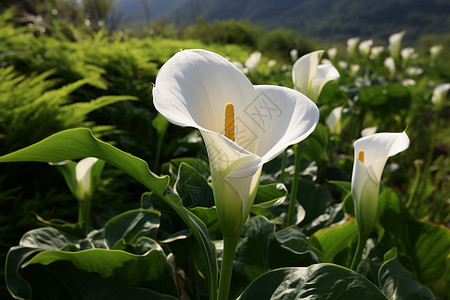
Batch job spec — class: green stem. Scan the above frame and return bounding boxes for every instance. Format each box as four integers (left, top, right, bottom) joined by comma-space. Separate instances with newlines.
350, 233, 368, 271
287, 144, 301, 226
217, 236, 239, 300
279, 149, 288, 181
78, 198, 92, 235
154, 129, 167, 175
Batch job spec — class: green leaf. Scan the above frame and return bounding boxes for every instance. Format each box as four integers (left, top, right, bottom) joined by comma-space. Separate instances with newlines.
5, 227, 81, 299
27, 248, 167, 286
238, 264, 387, 300
296, 178, 333, 225
299, 123, 328, 163
174, 162, 214, 208
253, 183, 287, 206
84, 278, 179, 299
309, 219, 359, 263
0, 128, 169, 195
379, 248, 435, 300
0, 129, 217, 299
231, 216, 318, 298
152, 112, 170, 136
377, 188, 450, 285
103, 209, 161, 250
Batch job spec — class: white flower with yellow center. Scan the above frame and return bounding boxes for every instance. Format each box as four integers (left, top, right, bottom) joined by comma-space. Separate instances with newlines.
153, 49, 319, 238
351, 132, 409, 235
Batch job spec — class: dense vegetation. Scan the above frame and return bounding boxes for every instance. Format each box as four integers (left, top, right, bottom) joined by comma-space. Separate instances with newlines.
0, 3, 449, 300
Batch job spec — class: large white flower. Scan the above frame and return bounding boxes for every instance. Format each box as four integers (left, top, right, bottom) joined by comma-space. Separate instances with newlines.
351, 132, 409, 235
292, 50, 340, 102
153, 49, 319, 237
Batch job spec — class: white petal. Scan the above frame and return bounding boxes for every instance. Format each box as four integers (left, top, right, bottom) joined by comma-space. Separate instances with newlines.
310, 64, 340, 100
354, 131, 409, 182
75, 157, 98, 194
326, 106, 343, 131
351, 160, 369, 223
153, 49, 258, 135
252, 85, 319, 164
292, 50, 323, 95
200, 129, 260, 177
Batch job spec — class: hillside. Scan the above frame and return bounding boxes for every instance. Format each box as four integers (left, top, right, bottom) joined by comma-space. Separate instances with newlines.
113, 0, 450, 42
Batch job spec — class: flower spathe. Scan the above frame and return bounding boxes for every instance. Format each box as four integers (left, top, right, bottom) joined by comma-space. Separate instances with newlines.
153, 49, 319, 237
351, 131, 409, 235
431, 83, 450, 108
292, 50, 340, 102
75, 157, 99, 201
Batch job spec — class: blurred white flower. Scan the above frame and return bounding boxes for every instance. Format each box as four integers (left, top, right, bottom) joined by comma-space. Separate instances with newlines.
430, 45, 443, 62
359, 39, 373, 57
401, 47, 416, 64
384, 57, 395, 77
402, 79, 416, 86
338, 60, 348, 69
347, 37, 360, 59
388, 30, 406, 63
245, 51, 262, 71
267, 59, 277, 67
326, 106, 344, 134
290, 49, 299, 61
361, 127, 377, 137
327, 47, 337, 61
350, 64, 360, 76
406, 66, 423, 76
370, 46, 384, 60
431, 83, 450, 108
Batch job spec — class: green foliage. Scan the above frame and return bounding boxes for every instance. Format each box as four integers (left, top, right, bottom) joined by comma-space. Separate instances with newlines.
0, 7, 449, 300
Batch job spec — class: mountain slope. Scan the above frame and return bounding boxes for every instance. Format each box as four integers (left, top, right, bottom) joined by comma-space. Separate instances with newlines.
114, 0, 450, 42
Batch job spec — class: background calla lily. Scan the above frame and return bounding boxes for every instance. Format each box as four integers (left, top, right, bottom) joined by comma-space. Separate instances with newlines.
431, 83, 450, 108
292, 50, 340, 102
153, 49, 319, 237
351, 131, 410, 235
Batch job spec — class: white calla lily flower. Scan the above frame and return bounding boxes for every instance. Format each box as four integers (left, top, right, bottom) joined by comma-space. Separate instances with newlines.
431, 83, 450, 108
75, 157, 99, 201
327, 47, 337, 61
388, 30, 406, 63
153, 49, 319, 237
292, 50, 340, 102
326, 106, 343, 134
347, 37, 360, 59
244, 51, 262, 71
359, 39, 373, 57
351, 132, 409, 235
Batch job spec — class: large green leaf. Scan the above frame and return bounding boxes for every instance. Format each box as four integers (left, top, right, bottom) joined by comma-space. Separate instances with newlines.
238, 264, 387, 300
0, 128, 218, 299
377, 188, 450, 285
378, 248, 435, 300
103, 209, 161, 250
308, 219, 359, 263
27, 247, 168, 286
295, 178, 333, 225
174, 162, 214, 208
231, 216, 318, 298
0, 128, 169, 195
